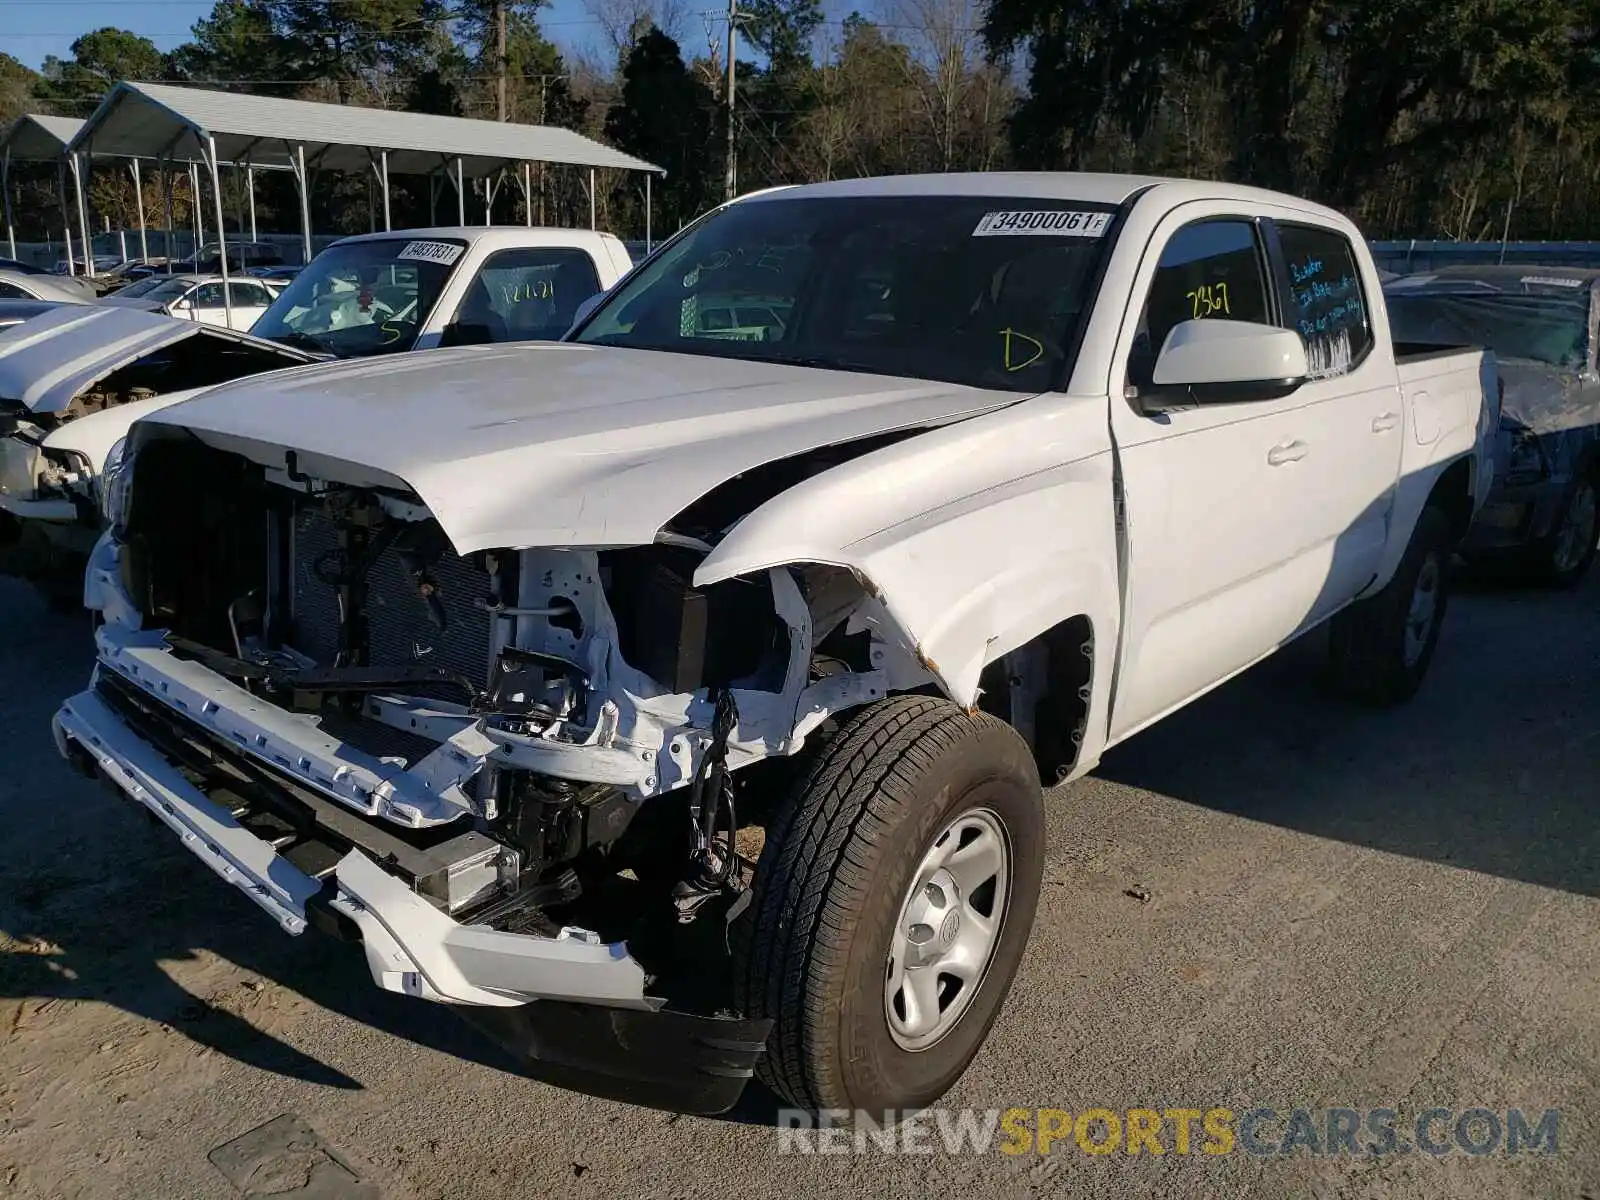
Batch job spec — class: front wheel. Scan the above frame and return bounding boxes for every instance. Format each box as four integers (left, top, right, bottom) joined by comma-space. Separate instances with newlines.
1327, 505, 1453, 706
736, 696, 1044, 1114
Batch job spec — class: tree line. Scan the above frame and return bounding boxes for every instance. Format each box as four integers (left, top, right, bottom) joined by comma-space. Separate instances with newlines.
2, 0, 1599, 249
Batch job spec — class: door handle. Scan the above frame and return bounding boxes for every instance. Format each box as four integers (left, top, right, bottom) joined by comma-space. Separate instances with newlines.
1267, 439, 1308, 466
1371, 412, 1399, 432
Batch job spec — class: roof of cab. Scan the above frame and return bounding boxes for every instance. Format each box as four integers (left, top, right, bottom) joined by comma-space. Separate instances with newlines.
328, 226, 627, 251
737, 171, 1356, 228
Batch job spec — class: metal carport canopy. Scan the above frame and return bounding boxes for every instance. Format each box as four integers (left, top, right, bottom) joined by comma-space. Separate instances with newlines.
2, 114, 84, 161
69, 81, 665, 179
1, 114, 87, 265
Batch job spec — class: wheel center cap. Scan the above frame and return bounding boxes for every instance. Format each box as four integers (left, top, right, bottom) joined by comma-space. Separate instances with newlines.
936, 909, 961, 951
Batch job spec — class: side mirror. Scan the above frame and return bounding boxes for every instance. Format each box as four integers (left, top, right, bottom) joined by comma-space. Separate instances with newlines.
1147, 319, 1309, 408
566, 292, 606, 336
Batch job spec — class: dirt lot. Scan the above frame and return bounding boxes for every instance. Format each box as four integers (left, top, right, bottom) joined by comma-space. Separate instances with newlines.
1, 571, 1597, 1199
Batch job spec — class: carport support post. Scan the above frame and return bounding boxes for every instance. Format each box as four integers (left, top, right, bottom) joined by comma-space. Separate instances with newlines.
233, 164, 246, 248
130, 158, 148, 262
522, 162, 532, 227
295, 144, 311, 265
645, 172, 651, 252
190, 161, 204, 261
162, 157, 173, 272
206, 135, 233, 330
379, 150, 390, 232
2, 147, 14, 260
246, 164, 257, 241
455, 157, 465, 225
589, 168, 596, 230
70, 152, 93, 277
55, 161, 74, 275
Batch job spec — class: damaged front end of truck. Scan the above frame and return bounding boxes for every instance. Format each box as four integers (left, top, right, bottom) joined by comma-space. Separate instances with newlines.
55, 402, 954, 1112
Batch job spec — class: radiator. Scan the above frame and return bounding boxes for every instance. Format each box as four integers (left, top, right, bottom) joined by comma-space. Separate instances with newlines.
289, 507, 497, 689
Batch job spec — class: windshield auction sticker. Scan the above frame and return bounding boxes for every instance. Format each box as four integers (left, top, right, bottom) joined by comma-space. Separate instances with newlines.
973, 210, 1112, 237
397, 240, 465, 265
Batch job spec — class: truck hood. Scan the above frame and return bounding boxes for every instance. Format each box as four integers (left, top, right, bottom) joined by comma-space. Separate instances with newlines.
0, 305, 320, 415
141, 342, 1025, 553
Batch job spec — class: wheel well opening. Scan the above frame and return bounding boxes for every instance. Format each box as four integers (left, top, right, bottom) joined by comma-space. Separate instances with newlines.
1428, 459, 1475, 544
977, 614, 1093, 784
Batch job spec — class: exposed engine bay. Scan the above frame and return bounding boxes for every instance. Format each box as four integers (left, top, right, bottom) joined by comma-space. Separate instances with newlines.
100, 434, 935, 1005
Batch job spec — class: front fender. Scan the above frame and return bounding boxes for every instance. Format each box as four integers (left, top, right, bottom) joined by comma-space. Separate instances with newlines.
694, 394, 1120, 720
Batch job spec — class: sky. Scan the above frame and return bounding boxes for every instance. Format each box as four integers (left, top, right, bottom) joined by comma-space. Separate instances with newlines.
3, 0, 617, 72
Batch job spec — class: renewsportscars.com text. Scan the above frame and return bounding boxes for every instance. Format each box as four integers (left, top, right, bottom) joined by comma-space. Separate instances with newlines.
775, 1106, 1560, 1158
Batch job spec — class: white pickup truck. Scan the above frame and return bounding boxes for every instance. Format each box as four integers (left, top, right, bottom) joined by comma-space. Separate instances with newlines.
54, 174, 1495, 1118
0, 227, 633, 607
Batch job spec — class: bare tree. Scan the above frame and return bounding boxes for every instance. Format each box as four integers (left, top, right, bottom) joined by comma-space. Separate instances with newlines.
584, 0, 690, 58
882, 0, 983, 170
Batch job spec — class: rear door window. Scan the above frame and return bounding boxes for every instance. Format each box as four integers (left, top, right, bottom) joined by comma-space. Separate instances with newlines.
1276, 223, 1373, 376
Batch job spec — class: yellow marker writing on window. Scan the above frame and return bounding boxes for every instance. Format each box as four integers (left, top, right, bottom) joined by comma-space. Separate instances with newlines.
1001, 327, 1045, 371
1186, 282, 1231, 319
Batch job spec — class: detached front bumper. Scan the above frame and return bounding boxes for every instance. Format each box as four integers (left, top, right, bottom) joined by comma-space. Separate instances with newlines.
53, 682, 652, 1012
53, 673, 775, 1113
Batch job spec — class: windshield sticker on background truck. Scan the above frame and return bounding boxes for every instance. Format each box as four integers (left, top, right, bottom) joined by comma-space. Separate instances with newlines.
397, 240, 465, 266
973, 211, 1112, 237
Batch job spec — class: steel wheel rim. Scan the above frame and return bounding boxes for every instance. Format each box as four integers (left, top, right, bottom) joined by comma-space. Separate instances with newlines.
1553, 481, 1598, 574
1403, 552, 1442, 668
884, 807, 1011, 1053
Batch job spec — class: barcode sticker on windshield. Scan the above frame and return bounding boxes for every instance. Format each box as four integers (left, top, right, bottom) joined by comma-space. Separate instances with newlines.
1520, 274, 1585, 288
973, 210, 1111, 238
397, 240, 465, 265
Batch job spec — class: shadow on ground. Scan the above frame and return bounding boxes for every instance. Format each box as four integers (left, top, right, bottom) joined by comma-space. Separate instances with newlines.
5, 564, 1597, 1118
1094, 568, 1600, 899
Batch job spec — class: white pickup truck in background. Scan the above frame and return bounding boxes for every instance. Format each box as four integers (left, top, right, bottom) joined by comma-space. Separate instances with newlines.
0, 226, 633, 607
54, 174, 1495, 1119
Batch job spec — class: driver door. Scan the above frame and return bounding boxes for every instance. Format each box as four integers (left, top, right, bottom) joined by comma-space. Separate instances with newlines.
1107, 210, 1319, 740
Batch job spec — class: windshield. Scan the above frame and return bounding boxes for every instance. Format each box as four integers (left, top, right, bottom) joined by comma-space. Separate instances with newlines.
112, 276, 172, 298
1386, 290, 1591, 370
120, 278, 194, 303
573, 195, 1119, 392
116, 276, 193, 300
251, 237, 466, 357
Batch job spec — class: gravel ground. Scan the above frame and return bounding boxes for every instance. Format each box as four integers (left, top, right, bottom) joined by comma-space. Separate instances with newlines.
1, 571, 1596, 1199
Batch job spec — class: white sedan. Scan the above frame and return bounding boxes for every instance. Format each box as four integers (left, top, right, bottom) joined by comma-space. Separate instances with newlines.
100, 273, 276, 331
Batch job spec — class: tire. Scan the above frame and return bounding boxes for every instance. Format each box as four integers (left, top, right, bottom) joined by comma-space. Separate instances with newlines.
1327, 505, 1452, 706
735, 695, 1044, 1115
1523, 475, 1599, 589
